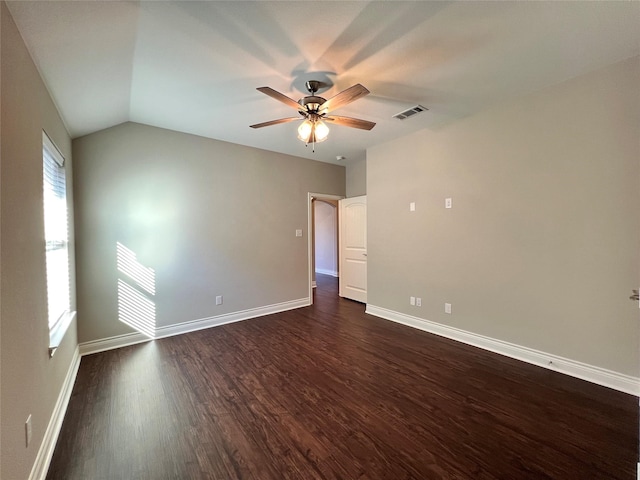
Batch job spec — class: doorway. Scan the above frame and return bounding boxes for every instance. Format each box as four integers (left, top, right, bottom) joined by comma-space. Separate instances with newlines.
307, 193, 342, 304
314, 199, 339, 278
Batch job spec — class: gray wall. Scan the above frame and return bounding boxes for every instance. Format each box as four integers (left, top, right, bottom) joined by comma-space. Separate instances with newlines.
346, 156, 366, 197
73, 122, 345, 343
367, 56, 639, 377
1, 3, 78, 479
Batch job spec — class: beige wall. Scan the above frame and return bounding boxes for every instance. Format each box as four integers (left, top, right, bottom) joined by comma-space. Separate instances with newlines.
367, 56, 639, 377
73, 122, 345, 343
346, 156, 366, 197
1, 3, 78, 479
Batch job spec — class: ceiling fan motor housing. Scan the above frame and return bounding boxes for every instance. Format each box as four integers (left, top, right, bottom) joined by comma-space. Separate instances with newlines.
299, 95, 327, 114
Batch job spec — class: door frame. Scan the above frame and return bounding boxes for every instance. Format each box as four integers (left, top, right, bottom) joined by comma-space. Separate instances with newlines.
307, 192, 344, 305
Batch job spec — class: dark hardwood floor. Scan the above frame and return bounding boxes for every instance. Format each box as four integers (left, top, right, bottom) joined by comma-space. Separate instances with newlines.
47, 274, 638, 479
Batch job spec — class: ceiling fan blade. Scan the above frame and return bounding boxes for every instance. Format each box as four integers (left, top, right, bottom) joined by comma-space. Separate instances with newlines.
250, 117, 300, 129
322, 84, 370, 113
256, 87, 303, 111
325, 115, 376, 131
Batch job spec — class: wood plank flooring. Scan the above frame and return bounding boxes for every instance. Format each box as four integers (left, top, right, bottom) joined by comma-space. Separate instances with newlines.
47, 274, 638, 479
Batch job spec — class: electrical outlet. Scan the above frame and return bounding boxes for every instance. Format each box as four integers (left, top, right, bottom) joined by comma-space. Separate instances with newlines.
445, 197, 452, 209
216, 295, 223, 305
25, 415, 32, 447
295, 229, 303, 237
416, 297, 422, 307
410, 296, 415, 306
445, 303, 452, 314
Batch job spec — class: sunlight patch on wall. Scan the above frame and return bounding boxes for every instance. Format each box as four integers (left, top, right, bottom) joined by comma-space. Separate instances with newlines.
117, 242, 156, 295
117, 280, 156, 338
117, 242, 156, 338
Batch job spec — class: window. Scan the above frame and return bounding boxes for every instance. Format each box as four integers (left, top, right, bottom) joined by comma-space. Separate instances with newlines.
43, 132, 73, 354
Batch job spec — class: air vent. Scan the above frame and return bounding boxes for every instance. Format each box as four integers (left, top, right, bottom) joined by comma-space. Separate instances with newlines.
393, 105, 428, 120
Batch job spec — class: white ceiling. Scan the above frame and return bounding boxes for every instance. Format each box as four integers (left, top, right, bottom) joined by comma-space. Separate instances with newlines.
7, 1, 640, 165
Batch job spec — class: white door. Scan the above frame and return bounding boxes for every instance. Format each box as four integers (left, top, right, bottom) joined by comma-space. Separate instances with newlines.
339, 196, 367, 303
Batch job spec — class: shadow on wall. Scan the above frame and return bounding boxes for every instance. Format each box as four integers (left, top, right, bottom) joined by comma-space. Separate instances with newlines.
117, 242, 156, 338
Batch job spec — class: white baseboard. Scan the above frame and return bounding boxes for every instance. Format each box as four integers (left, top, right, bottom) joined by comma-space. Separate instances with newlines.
80, 297, 310, 356
29, 346, 81, 480
79, 331, 151, 356
315, 268, 338, 277
155, 297, 309, 340
366, 305, 640, 397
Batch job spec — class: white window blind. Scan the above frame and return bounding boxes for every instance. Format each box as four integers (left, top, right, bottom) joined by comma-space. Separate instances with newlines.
43, 132, 70, 332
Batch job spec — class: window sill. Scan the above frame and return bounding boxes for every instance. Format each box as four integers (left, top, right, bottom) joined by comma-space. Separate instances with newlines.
49, 310, 76, 358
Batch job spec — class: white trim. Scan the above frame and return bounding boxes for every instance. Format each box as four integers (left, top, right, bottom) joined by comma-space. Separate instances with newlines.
366, 305, 640, 397
154, 298, 309, 340
80, 297, 310, 356
79, 331, 151, 356
29, 346, 81, 480
49, 311, 76, 357
308, 192, 343, 306
312, 281, 317, 288
315, 268, 338, 277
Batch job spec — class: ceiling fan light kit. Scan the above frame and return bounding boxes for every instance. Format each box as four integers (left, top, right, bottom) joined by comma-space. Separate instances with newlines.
297, 118, 329, 145
251, 80, 375, 152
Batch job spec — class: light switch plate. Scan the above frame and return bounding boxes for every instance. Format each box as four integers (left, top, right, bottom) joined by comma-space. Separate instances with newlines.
410, 202, 416, 211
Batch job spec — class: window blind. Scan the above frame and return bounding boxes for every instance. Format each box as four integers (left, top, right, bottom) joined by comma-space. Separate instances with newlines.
43, 132, 70, 330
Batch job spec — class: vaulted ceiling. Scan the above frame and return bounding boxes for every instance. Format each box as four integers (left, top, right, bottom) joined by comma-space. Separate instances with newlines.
7, 1, 640, 164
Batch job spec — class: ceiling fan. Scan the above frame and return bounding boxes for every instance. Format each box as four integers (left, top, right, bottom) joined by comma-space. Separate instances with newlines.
250, 80, 376, 151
